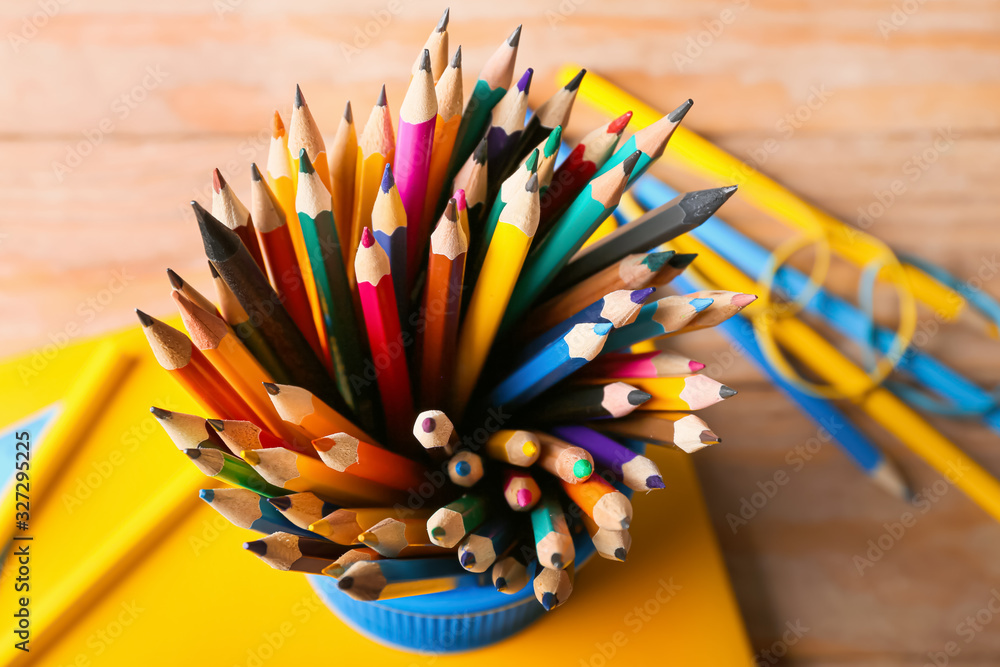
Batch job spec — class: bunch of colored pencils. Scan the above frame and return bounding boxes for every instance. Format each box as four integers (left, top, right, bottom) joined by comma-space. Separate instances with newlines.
139, 10, 750, 612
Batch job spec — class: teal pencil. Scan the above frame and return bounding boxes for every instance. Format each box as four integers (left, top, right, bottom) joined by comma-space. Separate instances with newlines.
530, 494, 574, 570
592, 99, 691, 185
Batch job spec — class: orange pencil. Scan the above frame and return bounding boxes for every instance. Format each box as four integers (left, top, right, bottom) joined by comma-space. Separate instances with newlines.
208, 418, 314, 458
263, 382, 375, 444
422, 46, 464, 234
312, 433, 428, 491
559, 474, 633, 531
329, 102, 358, 265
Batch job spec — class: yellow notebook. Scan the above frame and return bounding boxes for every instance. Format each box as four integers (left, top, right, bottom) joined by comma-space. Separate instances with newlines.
0, 327, 752, 666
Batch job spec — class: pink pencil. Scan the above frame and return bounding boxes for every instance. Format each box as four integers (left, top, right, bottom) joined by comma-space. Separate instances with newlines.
581, 351, 706, 378
396, 49, 438, 289
354, 228, 415, 449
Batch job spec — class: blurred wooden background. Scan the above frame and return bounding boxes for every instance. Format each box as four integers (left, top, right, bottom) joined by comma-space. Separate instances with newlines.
2, 0, 999, 664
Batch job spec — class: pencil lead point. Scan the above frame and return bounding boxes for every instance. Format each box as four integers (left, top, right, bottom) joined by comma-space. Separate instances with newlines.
494, 577, 507, 591
631, 286, 656, 303
192, 201, 239, 261
701, 429, 720, 445
516, 68, 533, 94
436, 7, 449, 32
212, 168, 225, 194
309, 521, 331, 537
360, 226, 376, 249
150, 406, 171, 419
135, 309, 155, 327
377, 84, 387, 107
550, 554, 563, 569
208, 261, 220, 279
628, 390, 652, 406
541, 592, 557, 611
565, 68, 586, 91
525, 173, 539, 193
166, 268, 183, 289
271, 110, 285, 138
473, 136, 488, 164
444, 198, 457, 220
338, 576, 354, 590
267, 496, 291, 510
719, 385, 738, 399
419, 49, 432, 72
343, 100, 352, 123
450, 45, 462, 68
732, 293, 757, 308
244, 540, 267, 556
294, 84, 305, 109
621, 150, 642, 176
620, 517, 630, 529
689, 360, 706, 373
667, 98, 694, 123
358, 531, 379, 546
460, 551, 476, 568
646, 475, 665, 490
262, 382, 280, 396
573, 459, 592, 479
250, 163, 263, 182
508, 24, 522, 47
380, 164, 395, 193
525, 148, 539, 172
184, 448, 202, 460
206, 418, 225, 432
669, 252, 698, 268
430, 526, 446, 540
614, 547, 628, 562
608, 110, 633, 134
298, 148, 314, 174
198, 489, 215, 504
421, 416, 437, 433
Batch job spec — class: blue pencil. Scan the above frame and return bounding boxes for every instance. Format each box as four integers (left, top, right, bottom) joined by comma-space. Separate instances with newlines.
486, 322, 613, 410
371, 164, 409, 325
516, 286, 656, 363
199, 488, 317, 537
603, 295, 713, 352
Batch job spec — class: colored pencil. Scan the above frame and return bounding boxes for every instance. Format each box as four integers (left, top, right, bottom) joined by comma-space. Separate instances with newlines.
414, 8, 450, 81
666, 290, 757, 335
603, 294, 714, 352
371, 164, 409, 325
559, 472, 633, 530
592, 412, 721, 454
423, 46, 464, 227
484, 67, 532, 184
492, 546, 533, 594
418, 199, 466, 408
337, 557, 473, 601
350, 86, 395, 280
507, 69, 583, 177
536, 432, 593, 484
328, 102, 357, 266
451, 136, 488, 231
452, 173, 540, 417
427, 494, 488, 548
137, 310, 258, 421
581, 513, 631, 562
355, 227, 416, 449
447, 450, 484, 488
309, 507, 430, 544
296, 150, 375, 423
192, 201, 342, 410
412, 409, 459, 461
552, 424, 662, 493
484, 430, 539, 467
248, 163, 323, 359
288, 85, 331, 192
263, 381, 375, 444
199, 487, 314, 537
166, 267, 220, 318
183, 448, 288, 498
582, 351, 706, 378
501, 152, 640, 331
525, 251, 676, 335
582, 375, 736, 411
244, 532, 347, 573
520, 382, 650, 423
241, 447, 400, 507
150, 406, 226, 451
312, 433, 428, 491
211, 168, 266, 272
540, 111, 632, 227
396, 50, 438, 286
503, 468, 540, 511
454, 187, 470, 243
357, 517, 445, 557
596, 99, 692, 186
321, 548, 384, 579
458, 518, 514, 573
447, 25, 520, 181
484, 322, 613, 411
208, 418, 311, 458
530, 494, 574, 569
267, 492, 340, 531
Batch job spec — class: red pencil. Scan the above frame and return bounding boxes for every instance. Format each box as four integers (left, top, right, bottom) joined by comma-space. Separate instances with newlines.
212, 168, 267, 272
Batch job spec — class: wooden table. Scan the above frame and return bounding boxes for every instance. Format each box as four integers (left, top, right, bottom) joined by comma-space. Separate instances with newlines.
2, 1, 998, 664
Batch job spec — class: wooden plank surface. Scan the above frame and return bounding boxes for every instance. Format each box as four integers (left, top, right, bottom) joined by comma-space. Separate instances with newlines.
2, 1, 999, 664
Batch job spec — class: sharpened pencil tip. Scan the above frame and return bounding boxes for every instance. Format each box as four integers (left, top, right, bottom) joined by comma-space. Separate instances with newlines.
669, 252, 698, 269
525, 173, 539, 193
193, 201, 239, 261
135, 309, 155, 327
338, 576, 354, 590
419, 49, 432, 72
208, 261, 220, 279
454, 461, 471, 476
732, 293, 757, 308
150, 406, 172, 419
573, 459, 592, 479
525, 148, 539, 172
631, 286, 656, 303
436, 7, 449, 32
646, 475, 665, 490
628, 390, 652, 406
184, 448, 202, 460
212, 168, 225, 193
614, 547, 628, 561
263, 382, 280, 396
298, 148, 314, 174
719, 385, 738, 399
358, 531, 378, 546
421, 417, 436, 433
271, 110, 285, 138
701, 429, 720, 445
268, 496, 291, 510
430, 526, 446, 540
690, 297, 714, 312
206, 418, 225, 432
294, 84, 304, 108
377, 84, 387, 107
608, 110, 633, 134
620, 517, 630, 530
473, 136, 489, 163
689, 360, 706, 373
309, 521, 331, 537
450, 45, 462, 68
444, 198, 457, 221
565, 68, 586, 91
508, 24, 522, 47
343, 100, 352, 123
380, 163, 395, 193
541, 592, 557, 611
460, 551, 476, 567
244, 540, 267, 555
667, 98, 694, 123
494, 577, 507, 591
516, 67, 533, 94
360, 226, 376, 249
621, 150, 642, 176
199, 489, 214, 502
550, 554, 563, 570
166, 268, 183, 289
250, 163, 263, 182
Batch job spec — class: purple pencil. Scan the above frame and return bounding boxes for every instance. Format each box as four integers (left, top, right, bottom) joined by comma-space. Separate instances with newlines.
485, 67, 533, 170
396, 49, 438, 288
550, 424, 664, 492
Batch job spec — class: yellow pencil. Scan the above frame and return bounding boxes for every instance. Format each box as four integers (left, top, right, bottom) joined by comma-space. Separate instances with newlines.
349, 86, 395, 282
329, 101, 358, 265
288, 85, 331, 192
451, 173, 540, 417
422, 46, 464, 232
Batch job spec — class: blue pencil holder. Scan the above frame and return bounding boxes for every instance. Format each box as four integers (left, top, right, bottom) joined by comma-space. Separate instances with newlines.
309, 443, 642, 653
